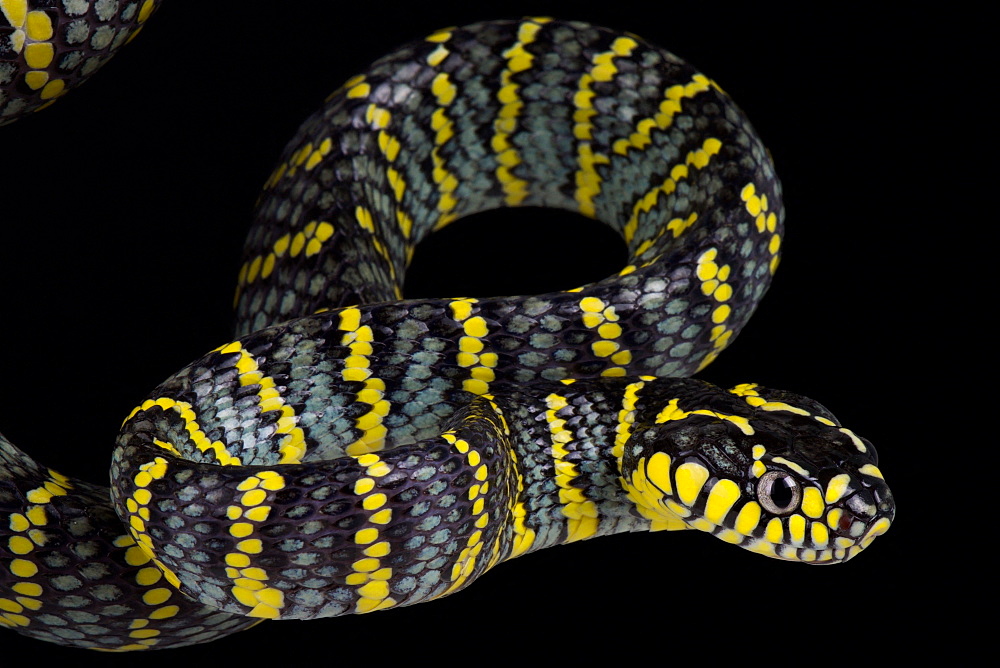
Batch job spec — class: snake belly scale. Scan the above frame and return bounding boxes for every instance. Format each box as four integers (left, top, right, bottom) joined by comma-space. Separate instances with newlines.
0, 7, 894, 651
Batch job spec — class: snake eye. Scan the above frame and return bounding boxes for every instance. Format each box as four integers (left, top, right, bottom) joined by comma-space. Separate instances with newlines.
758, 471, 801, 515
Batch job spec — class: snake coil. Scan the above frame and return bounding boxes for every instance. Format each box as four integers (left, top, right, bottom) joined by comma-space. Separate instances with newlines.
1, 5, 893, 651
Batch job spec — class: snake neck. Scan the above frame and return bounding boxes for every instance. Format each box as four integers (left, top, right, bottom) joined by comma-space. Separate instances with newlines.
494, 381, 658, 555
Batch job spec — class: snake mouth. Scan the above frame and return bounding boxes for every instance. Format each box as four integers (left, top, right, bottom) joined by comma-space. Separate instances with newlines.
744, 513, 893, 565
819, 515, 893, 564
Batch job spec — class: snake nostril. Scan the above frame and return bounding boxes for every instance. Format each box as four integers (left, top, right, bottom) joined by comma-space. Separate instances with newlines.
877, 489, 895, 516
864, 479, 895, 516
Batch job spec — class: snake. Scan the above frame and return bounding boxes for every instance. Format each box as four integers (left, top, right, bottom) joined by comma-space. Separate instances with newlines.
1, 2, 894, 652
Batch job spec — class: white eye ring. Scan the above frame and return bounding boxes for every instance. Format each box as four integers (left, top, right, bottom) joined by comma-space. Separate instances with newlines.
757, 470, 801, 515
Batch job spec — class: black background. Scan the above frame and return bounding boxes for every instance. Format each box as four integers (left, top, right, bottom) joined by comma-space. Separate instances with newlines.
2, 1, 966, 661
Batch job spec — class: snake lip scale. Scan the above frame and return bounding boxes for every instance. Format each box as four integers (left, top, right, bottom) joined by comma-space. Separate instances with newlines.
1, 4, 894, 651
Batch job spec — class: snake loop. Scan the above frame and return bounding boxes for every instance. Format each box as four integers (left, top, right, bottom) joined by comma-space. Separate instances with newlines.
1, 8, 894, 651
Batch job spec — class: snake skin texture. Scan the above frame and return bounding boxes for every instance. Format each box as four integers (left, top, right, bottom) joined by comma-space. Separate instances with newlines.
1, 6, 894, 652
0, 0, 162, 124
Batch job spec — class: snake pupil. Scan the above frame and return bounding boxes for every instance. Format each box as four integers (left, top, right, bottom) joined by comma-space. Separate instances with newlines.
770, 477, 794, 509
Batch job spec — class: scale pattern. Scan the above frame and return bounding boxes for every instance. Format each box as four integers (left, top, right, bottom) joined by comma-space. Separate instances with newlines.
0, 0, 162, 124
1, 13, 894, 651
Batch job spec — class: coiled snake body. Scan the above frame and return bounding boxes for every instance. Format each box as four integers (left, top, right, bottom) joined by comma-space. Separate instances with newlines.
1, 4, 894, 651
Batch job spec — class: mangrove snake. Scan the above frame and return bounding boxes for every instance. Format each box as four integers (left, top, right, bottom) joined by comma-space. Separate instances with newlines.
0, 3, 894, 651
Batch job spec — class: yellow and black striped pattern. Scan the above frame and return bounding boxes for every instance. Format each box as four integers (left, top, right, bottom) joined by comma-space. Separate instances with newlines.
2, 14, 894, 651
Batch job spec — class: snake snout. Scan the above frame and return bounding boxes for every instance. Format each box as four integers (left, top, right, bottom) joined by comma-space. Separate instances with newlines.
856, 474, 895, 528
871, 478, 895, 520
865, 478, 895, 543
830, 478, 894, 556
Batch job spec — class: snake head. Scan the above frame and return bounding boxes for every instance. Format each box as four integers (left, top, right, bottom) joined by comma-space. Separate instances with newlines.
620, 382, 894, 563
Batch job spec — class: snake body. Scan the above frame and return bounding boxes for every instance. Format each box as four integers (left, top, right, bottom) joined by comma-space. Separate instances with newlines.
1, 6, 894, 651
